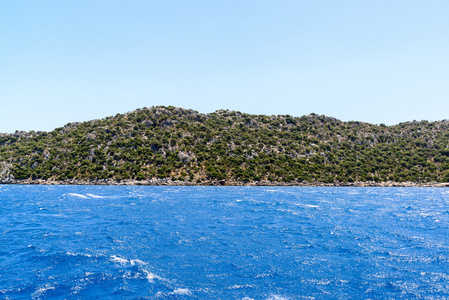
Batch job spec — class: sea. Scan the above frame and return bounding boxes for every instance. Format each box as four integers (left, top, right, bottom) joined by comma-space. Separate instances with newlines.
0, 186, 448, 300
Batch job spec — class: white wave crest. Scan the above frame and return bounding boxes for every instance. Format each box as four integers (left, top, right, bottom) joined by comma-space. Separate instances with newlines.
67, 193, 88, 198
86, 193, 107, 198
110, 255, 149, 266
32, 284, 55, 299
66, 193, 108, 199
110, 255, 164, 283
170, 288, 191, 295
110, 255, 129, 265
66, 251, 92, 258
266, 295, 290, 300
142, 269, 164, 283
229, 284, 255, 289
130, 259, 147, 265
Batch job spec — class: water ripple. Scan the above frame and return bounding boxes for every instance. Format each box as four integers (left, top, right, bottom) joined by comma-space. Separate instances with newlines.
0, 186, 448, 299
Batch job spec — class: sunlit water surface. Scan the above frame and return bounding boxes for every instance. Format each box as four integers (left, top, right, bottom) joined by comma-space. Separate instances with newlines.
1, 186, 449, 299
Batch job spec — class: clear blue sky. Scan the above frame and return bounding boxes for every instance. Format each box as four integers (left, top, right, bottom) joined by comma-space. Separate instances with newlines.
1, 1, 449, 133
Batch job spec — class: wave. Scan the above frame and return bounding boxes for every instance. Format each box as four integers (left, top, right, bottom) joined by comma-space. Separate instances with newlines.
266, 295, 290, 300
142, 269, 163, 283
32, 284, 56, 299
110, 255, 129, 265
65, 193, 109, 199
110, 255, 148, 266
170, 288, 191, 295
110, 255, 165, 284
66, 193, 89, 198
86, 193, 108, 198
66, 251, 93, 258
5, 186, 449, 299
228, 284, 255, 289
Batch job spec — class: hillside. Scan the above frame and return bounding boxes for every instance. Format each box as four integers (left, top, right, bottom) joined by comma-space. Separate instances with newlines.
1, 106, 449, 185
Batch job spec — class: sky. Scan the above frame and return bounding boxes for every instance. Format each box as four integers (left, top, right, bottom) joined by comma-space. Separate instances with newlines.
1, 1, 449, 133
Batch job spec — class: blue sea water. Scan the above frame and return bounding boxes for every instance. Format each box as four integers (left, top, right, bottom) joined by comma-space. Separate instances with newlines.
1, 186, 449, 299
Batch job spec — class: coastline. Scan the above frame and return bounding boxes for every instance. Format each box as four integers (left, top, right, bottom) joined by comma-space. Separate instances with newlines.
1, 178, 449, 187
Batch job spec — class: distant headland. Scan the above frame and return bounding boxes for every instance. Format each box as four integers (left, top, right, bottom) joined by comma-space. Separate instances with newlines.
1, 106, 449, 186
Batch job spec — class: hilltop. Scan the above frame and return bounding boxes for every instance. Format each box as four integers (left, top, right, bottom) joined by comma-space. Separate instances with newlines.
1, 106, 449, 186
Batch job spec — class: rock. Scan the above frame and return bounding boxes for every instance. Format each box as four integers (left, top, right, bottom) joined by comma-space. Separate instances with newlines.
0, 162, 12, 181
177, 151, 192, 162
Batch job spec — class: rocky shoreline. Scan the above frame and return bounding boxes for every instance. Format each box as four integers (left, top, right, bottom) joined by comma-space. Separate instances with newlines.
1, 178, 449, 187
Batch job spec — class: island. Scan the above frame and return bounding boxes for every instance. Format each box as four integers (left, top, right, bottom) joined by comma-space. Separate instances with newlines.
1, 106, 449, 187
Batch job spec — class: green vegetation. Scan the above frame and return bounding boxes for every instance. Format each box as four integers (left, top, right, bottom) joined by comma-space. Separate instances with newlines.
1, 106, 449, 184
